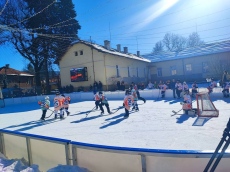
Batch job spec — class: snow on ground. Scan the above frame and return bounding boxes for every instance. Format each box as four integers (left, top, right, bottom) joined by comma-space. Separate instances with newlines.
1, 96, 230, 151
0, 152, 89, 172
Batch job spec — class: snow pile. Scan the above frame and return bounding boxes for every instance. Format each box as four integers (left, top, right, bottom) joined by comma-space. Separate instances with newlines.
0, 153, 39, 172
0, 152, 89, 172
47, 165, 90, 172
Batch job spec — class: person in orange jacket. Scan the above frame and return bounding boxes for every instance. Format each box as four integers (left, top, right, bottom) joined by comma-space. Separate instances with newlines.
94, 92, 101, 110
62, 94, 71, 116
53, 91, 65, 119
123, 89, 134, 118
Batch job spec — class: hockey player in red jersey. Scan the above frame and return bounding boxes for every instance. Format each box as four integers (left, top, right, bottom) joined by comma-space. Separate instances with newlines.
62, 94, 71, 116
53, 91, 65, 119
123, 89, 134, 118
94, 92, 101, 110
130, 85, 139, 111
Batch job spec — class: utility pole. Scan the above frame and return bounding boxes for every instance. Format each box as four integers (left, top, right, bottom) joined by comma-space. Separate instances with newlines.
90, 36, 96, 82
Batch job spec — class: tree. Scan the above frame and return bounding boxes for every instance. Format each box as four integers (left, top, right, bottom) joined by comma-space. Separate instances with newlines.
152, 32, 204, 54
152, 41, 164, 54
163, 33, 187, 52
187, 32, 204, 47
0, 0, 81, 94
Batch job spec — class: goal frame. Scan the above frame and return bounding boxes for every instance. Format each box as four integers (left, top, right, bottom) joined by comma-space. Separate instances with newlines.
196, 92, 219, 117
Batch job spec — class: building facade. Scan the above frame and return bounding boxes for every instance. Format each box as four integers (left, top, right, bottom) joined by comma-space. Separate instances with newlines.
145, 40, 230, 83
59, 40, 151, 91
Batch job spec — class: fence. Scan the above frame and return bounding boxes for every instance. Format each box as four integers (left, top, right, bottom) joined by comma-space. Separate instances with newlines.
3, 87, 224, 106
0, 129, 230, 172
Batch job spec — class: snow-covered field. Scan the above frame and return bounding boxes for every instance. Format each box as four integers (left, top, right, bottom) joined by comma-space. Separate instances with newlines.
0, 94, 230, 171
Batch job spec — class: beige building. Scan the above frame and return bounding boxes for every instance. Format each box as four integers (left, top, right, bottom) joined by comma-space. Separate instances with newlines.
59, 40, 151, 91
145, 40, 230, 83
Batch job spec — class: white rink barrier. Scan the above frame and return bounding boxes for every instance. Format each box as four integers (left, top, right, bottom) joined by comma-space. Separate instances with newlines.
3, 87, 224, 106
0, 129, 230, 172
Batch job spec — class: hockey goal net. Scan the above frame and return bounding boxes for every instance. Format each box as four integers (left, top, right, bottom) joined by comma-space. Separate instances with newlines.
196, 92, 219, 117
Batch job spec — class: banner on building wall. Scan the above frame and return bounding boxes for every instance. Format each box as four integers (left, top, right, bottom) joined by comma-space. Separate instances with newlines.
70, 67, 88, 82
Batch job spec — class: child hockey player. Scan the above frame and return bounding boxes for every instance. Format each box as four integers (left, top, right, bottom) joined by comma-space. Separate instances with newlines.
222, 81, 230, 98
62, 94, 71, 116
182, 90, 192, 115
207, 79, 217, 94
94, 92, 101, 110
130, 85, 139, 111
132, 82, 146, 103
160, 81, 167, 98
191, 81, 198, 97
123, 89, 134, 118
98, 91, 112, 115
54, 91, 65, 119
175, 80, 183, 98
38, 96, 50, 120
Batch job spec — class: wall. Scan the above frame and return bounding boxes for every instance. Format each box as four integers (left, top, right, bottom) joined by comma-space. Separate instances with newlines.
59, 43, 150, 91
150, 51, 230, 82
0, 130, 230, 172
3, 88, 224, 106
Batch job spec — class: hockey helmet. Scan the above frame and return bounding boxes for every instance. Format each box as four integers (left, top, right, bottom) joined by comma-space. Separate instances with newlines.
45, 96, 49, 100
99, 91, 103, 95
61, 94, 65, 97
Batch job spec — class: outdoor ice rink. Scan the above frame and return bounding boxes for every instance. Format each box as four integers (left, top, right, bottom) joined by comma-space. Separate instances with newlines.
1, 92, 230, 151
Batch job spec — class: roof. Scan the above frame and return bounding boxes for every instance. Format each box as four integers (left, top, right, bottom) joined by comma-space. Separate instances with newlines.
143, 39, 230, 62
65, 40, 151, 63
0, 67, 34, 77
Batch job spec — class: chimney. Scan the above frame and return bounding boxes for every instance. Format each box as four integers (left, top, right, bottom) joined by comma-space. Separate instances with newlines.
137, 51, 140, 57
104, 40, 110, 50
124, 47, 128, 53
116, 44, 121, 52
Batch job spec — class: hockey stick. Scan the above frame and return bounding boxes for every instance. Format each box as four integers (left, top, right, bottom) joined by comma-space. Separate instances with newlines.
45, 109, 56, 119
112, 106, 124, 114
85, 106, 97, 118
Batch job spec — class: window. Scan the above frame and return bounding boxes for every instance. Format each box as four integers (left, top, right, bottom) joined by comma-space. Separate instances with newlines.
186, 64, 192, 71
80, 50, 83, 55
128, 67, 130, 77
202, 62, 209, 73
116, 65, 119, 77
75, 51, 78, 56
157, 68, 162, 77
170, 66, 177, 75
136, 67, 139, 77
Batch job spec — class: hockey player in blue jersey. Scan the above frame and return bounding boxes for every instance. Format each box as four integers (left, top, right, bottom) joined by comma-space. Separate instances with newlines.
38, 96, 50, 120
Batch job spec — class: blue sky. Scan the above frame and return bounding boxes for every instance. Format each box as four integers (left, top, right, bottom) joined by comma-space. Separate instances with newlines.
1, 0, 230, 70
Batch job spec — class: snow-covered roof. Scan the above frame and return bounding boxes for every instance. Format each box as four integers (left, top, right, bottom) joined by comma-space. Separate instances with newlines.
0, 67, 34, 77
143, 39, 230, 62
70, 40, 151, 63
